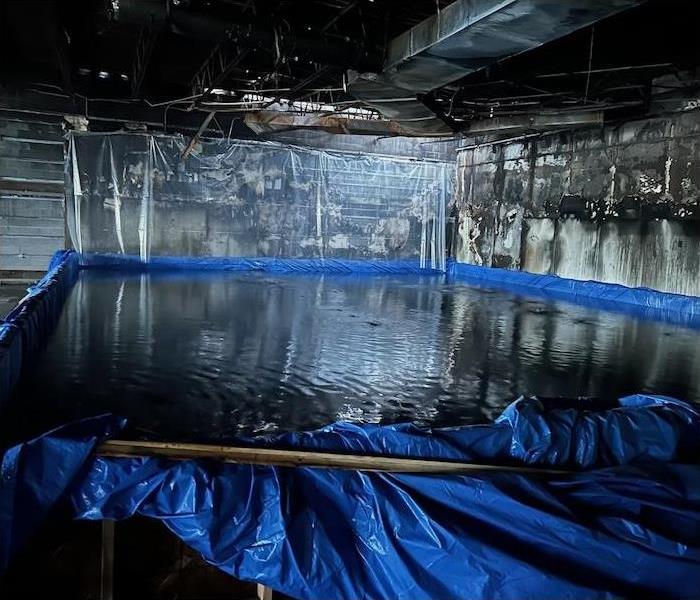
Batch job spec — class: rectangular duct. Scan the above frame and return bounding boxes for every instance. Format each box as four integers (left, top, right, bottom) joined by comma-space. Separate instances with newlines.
349, 0, 642, 135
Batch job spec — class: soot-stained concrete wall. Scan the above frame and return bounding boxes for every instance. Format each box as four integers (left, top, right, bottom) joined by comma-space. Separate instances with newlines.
453, 109, 700, 296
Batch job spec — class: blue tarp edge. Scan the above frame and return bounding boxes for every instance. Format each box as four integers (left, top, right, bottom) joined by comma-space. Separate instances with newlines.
0, 250, 80, 406
80, 253, 444, 274
447, 259, 700, 315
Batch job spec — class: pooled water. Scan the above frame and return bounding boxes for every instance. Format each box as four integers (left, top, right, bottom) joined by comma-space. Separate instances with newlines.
6, 270, 700, 443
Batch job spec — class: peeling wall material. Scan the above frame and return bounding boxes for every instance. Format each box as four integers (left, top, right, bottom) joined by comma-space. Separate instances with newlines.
453, 110, 700, 296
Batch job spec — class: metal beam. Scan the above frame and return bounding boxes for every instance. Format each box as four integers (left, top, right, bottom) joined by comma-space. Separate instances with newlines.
418, 92, 458, 132
0, 90, 249, 136
131, 17, 161, 99
191, 47, 251, 98
49, 2, 73, 95
461, 111, 604, 135
320, 0, 360, 34
535, 62, 674, 79
285, 65, 336, 102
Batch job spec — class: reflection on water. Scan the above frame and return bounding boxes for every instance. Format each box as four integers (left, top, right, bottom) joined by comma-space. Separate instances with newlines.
7, 270, 700, 443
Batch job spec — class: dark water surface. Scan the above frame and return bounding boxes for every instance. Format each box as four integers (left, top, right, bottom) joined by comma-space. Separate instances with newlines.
6, 270, 700, 443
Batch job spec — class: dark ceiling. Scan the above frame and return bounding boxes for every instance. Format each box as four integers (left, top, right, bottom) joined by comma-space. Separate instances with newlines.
429, 0, 700, 130
2, 0, 445, 101
2, 0, 700, 136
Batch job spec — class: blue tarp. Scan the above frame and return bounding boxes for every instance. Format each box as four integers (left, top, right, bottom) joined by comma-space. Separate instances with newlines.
79, 253, 700, 326
1, 395, 700, 599
80, 253, 443, 274
0, 250, 79, 406
2, 250, 700, 598
448, 260, 700, 327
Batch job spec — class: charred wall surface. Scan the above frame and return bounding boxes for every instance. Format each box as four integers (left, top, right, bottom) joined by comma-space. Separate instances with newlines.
453, 109, 700, 296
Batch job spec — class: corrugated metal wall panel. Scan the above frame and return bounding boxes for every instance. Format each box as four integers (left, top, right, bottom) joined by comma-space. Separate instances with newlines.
0, 114, 65, 274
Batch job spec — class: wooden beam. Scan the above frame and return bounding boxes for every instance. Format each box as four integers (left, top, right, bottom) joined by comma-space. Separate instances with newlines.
131, 18, 161, 99
181, 111, 216, 160
257, 583, 274, 600
97, 440, 570, 475
100, 520, 115, 600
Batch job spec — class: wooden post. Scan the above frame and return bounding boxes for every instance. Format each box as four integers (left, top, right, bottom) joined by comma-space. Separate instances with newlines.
257, 583, 273, 600
100, 520, 115, 600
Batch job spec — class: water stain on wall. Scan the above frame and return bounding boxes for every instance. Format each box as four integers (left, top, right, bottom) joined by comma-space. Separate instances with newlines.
454, 110, 700, 296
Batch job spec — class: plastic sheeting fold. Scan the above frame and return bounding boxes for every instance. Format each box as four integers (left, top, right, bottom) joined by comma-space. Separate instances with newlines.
2, 396, 699, 599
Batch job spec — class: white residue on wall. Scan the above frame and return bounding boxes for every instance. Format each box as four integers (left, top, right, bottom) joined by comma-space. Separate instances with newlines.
638, 172, 663, 195
500, 208, 518, 251
607, 164, 617, 203
328, 234, 350, 250
664, 154, 673, 196
458, 215, 484, 266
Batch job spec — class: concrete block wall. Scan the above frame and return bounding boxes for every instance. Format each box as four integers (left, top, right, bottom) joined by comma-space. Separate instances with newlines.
0, 112, 65, 275
453, 109, 700, 296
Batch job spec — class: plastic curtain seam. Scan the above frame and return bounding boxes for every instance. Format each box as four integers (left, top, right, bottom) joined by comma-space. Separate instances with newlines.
108, 139, 126, 255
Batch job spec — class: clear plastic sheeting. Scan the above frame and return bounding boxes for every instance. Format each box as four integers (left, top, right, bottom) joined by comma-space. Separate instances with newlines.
66, 133, 449, 270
